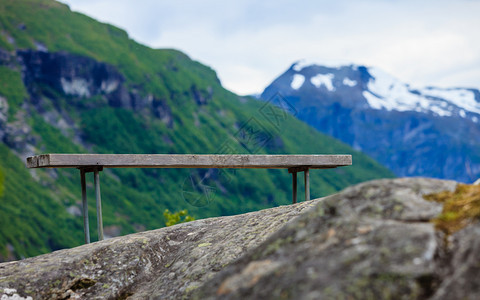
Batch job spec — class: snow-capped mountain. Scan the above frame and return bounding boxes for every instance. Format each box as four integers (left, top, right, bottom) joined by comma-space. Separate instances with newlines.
261, 61, 480, 182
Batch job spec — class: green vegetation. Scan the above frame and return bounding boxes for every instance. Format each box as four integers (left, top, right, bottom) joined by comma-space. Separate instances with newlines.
0, 0, 217, 99
424, 184, 480, 235
0, 166, 4, 197
0, 144, 83, 259
163, 209, 195, 227
0, 66, 27, 117
0, 0, 395, 260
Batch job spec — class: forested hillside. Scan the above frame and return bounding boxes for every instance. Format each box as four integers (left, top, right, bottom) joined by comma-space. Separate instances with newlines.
0, 0, 393, 260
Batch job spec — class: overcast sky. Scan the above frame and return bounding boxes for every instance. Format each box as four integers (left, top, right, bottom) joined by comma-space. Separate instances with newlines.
60, 0, 480, 95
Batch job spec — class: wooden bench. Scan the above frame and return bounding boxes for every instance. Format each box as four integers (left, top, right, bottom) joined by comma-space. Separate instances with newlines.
27, 154, 352, 243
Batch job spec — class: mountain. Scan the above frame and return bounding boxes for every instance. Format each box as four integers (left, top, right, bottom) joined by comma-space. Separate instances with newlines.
0, 0, 393, 261
261, 61, 480, 183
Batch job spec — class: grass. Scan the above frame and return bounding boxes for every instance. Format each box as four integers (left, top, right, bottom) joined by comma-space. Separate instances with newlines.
0, 66, 27, 117
0, 166, 4, 197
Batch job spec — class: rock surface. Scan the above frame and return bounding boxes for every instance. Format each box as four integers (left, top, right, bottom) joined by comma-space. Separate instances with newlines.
193, 178, 463, 299
0, 197, 319, 299
2, 178, 480, 299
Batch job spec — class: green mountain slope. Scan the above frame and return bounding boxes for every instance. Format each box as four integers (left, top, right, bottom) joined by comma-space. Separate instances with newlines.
0, 0, 394, 261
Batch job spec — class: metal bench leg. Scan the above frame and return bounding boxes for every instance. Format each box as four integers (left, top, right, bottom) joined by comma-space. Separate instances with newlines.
94, 169, 104, 241
304, 168, 310, 202
80, 169, 90, 244
292, 171, 297, 204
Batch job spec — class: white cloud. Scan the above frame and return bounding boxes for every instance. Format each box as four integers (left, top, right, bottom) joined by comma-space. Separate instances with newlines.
60, 0, 480, 95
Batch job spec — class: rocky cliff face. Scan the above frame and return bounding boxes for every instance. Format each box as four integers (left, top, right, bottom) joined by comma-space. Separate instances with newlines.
2, 178, 479, 299
1, 49, 174, 157
18, 50, 124, 101
16, 50, 174, 118
261, 62, 480, 182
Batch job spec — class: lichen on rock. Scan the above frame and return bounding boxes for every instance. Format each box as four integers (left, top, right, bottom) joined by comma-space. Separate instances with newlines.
424, 183, 480, 235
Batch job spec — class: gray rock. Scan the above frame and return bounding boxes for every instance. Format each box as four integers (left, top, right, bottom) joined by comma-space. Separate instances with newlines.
0, 198, 318, 299
66, 205, 82, 217
2, 178, 479, 300
0, 96, 8, 124
2, 110, 37, 158
0, 96, 8, 141
194, 178, 458, 299
431, 224, 480, 300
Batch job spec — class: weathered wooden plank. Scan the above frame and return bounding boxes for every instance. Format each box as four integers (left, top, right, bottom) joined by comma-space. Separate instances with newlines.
26, 154, 352, 169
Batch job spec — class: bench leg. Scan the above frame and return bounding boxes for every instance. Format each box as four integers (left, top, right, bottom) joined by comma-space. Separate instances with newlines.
292, 172, 297, 204
80, 169, 90, 244
304, 168, 310, 202
94, 169, 104, 241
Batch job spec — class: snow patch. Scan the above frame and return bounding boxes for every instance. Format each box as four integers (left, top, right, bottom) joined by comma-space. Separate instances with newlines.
310, 73, 335, 91
291, 74, 305, 90
292, 59, 352, 71
419, 88, 480, 115
364, 71, 428, 112
429, 106, 453, 117
288, 63, 480, 119
364, 67, 473, 118
343, 78, 357, 87
362, 91, 388, 110
292, 60, 311, 72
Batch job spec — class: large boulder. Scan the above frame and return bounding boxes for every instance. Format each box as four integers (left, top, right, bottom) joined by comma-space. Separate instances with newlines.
2, 178, 480, 299
0, 197, 318, 299
193, 178, 463, 299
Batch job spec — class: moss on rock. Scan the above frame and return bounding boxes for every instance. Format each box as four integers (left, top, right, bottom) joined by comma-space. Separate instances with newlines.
425, 184, 480, 235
